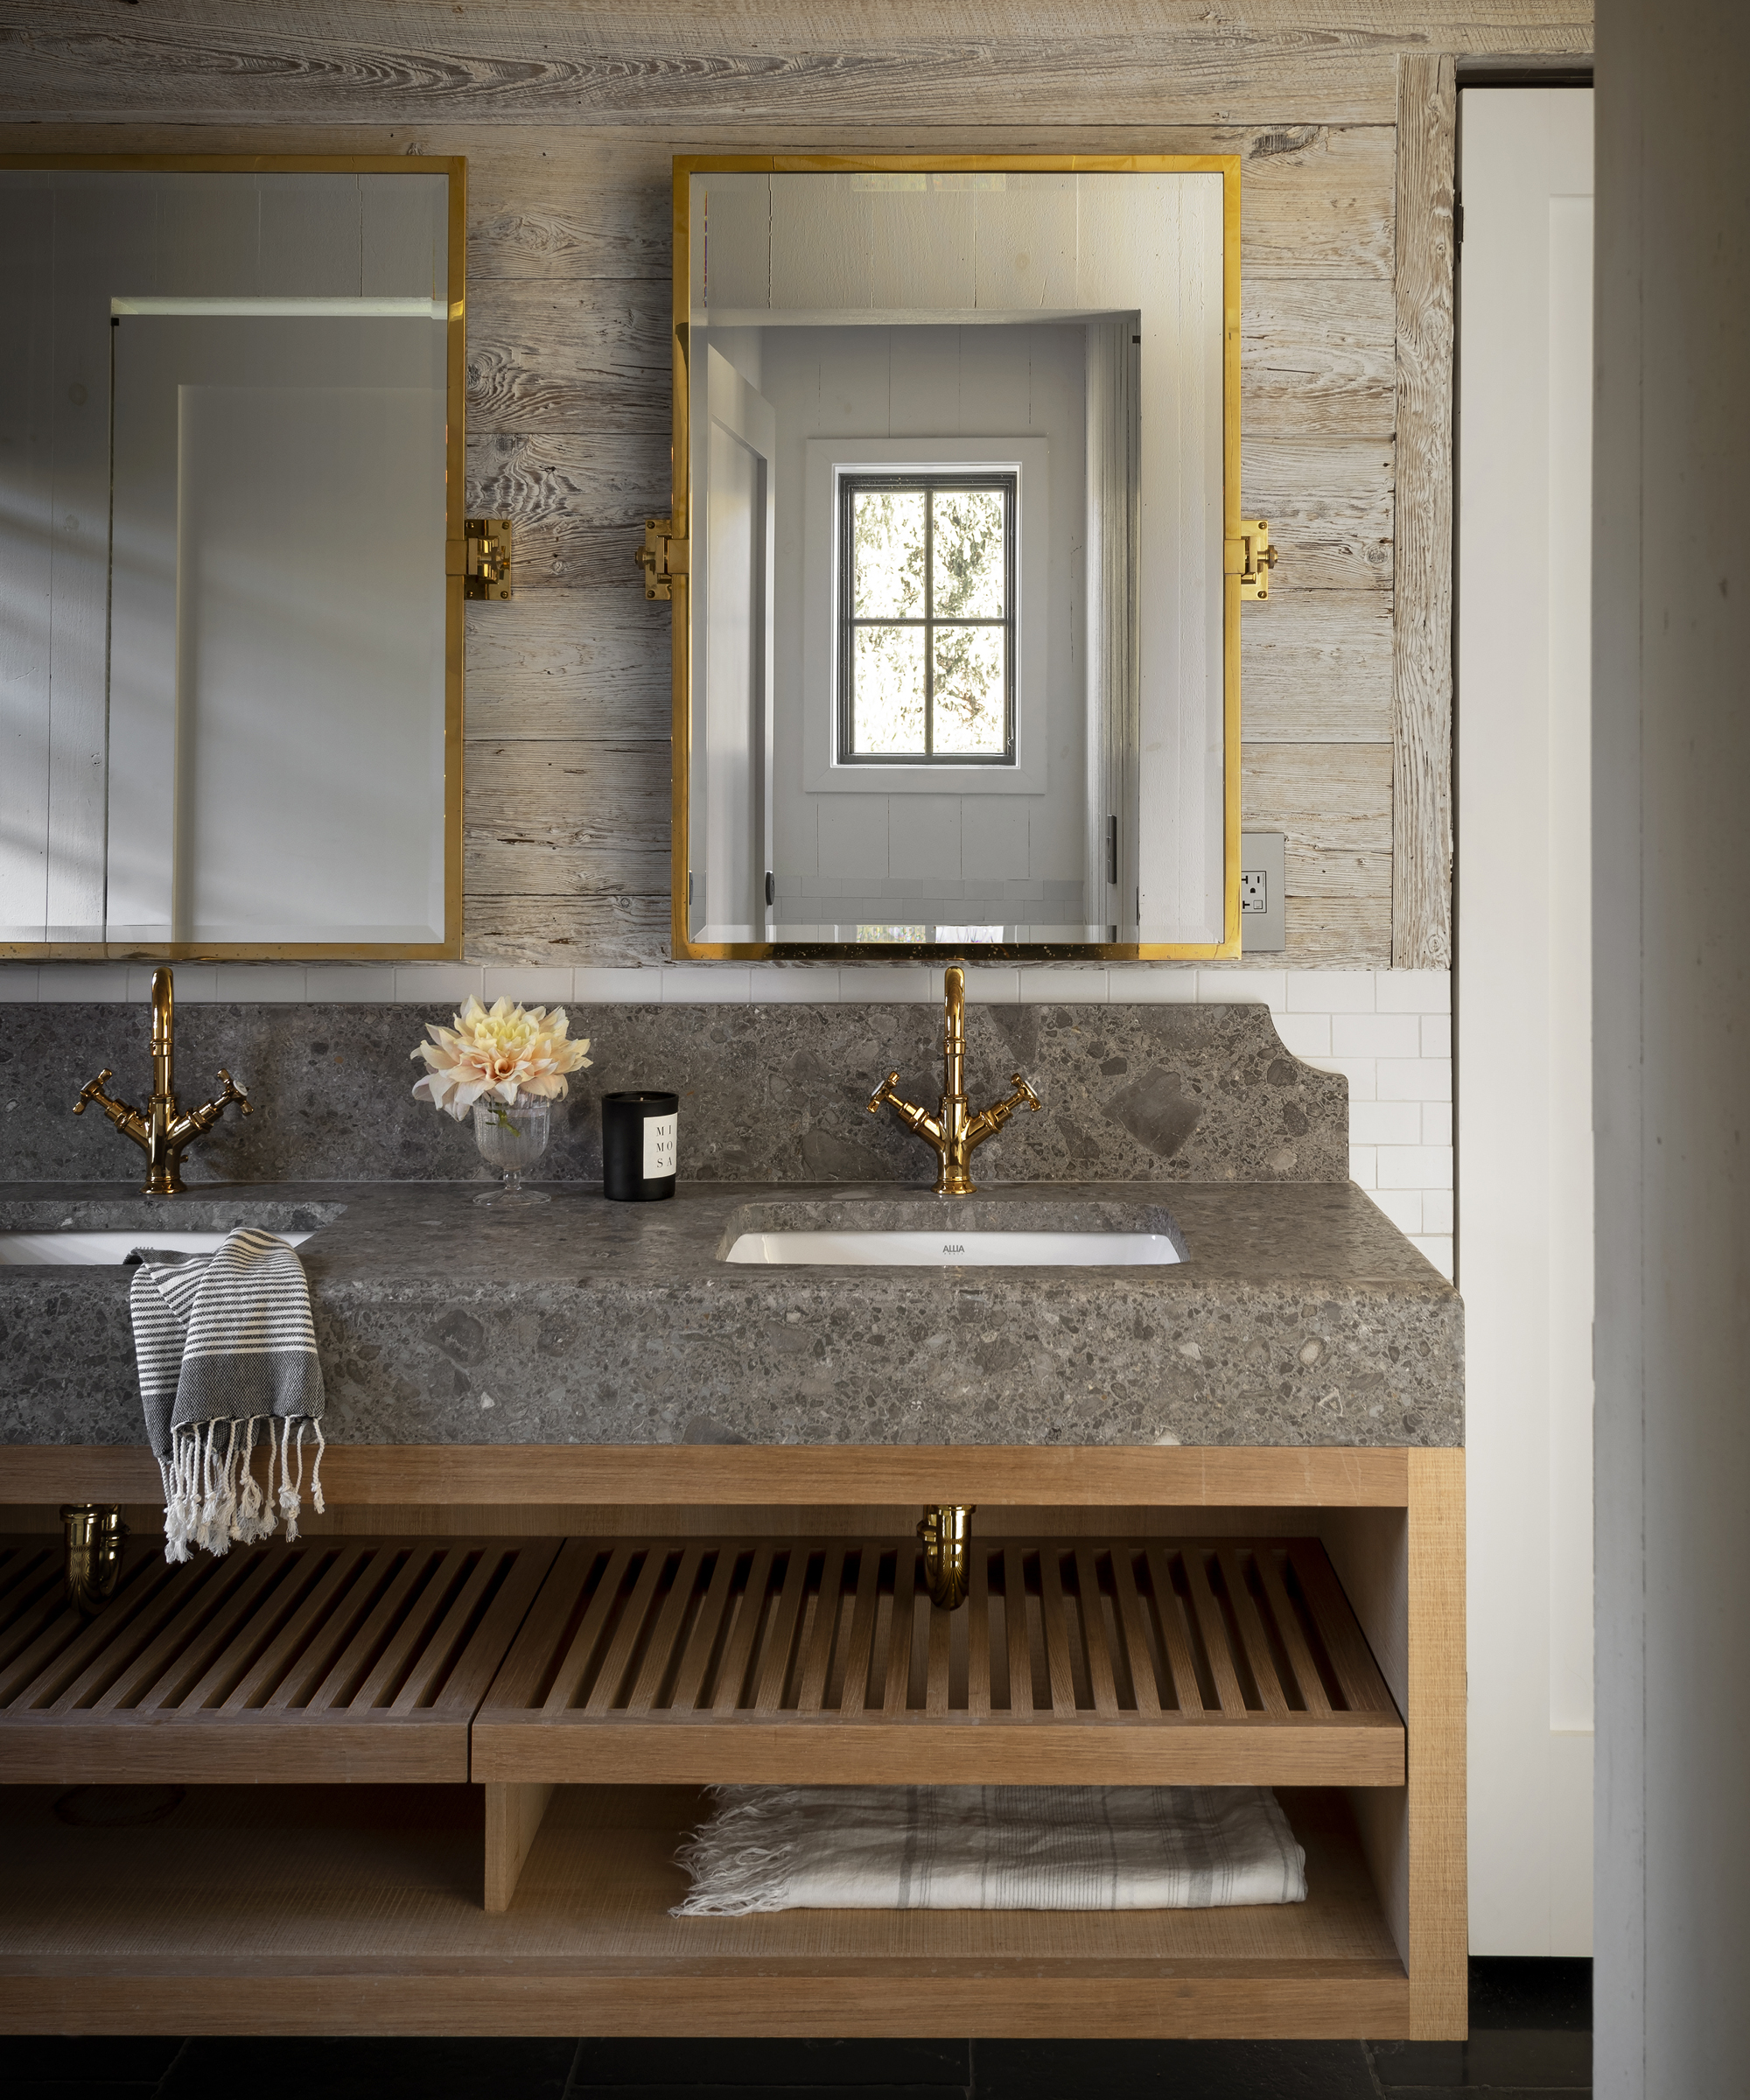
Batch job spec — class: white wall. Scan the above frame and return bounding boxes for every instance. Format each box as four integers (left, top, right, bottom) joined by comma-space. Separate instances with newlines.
1593, 1, 1750, 2090
760, 321, 1088, 928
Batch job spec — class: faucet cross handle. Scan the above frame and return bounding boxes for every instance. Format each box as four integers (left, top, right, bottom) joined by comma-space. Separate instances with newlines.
73, 1069, 117, 1116
867, 1069, 905, 1116
210, 1068, 252, 1116
1004, 1072, 1042, 1114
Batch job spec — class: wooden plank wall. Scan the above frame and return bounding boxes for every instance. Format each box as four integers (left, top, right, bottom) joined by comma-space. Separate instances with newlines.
0, 3, 1590, 972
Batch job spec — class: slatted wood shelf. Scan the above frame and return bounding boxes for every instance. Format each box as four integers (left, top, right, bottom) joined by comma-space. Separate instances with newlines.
0, 1533, 558, 1784
472, 1535, 1404, 1788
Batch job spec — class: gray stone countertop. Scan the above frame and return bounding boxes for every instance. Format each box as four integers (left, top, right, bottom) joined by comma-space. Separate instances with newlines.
0, 1180, 1462, 1451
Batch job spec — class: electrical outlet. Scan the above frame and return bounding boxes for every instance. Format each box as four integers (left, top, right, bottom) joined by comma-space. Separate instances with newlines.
1240, 830, 1285, 951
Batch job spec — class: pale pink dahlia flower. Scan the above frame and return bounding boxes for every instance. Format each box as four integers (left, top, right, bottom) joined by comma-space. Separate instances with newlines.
410, 996, 592, 1121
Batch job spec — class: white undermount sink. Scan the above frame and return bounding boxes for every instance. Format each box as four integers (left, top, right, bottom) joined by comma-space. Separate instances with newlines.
724, 1228, 1182, 1267
0, 1230, 314, 1267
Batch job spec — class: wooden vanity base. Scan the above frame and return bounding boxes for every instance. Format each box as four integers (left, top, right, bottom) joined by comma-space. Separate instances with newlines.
0, 1444, 1465, 2040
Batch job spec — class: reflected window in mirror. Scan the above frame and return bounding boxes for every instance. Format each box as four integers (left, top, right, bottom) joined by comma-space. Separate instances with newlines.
837, 472, 1017, 766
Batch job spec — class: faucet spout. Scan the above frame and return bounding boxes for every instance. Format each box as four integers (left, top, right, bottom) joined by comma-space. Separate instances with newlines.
72, 966, 253, 1195
866, 965, 1041, 1196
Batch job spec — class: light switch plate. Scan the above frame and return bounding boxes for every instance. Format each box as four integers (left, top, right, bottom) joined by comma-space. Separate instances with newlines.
1241, 830, 1286, 951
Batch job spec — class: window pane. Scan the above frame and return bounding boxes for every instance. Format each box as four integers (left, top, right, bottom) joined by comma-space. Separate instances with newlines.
932, 626, 1006, 753
852, 490, 926, 617
852, 625, 927, 752
931, 488, 1005, 618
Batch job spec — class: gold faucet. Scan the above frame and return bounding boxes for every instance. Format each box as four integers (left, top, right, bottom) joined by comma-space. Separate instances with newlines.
73, 967, 251, 1195
867, 965, 1040, 1196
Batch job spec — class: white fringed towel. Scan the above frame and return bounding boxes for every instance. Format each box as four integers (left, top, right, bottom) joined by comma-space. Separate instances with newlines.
672, 1785, 1306, 1915
129, 1226, 326, 1563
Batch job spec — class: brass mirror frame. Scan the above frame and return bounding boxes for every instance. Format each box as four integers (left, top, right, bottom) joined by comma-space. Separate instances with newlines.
0, 152, 467, 964
669, 152, 1242, 964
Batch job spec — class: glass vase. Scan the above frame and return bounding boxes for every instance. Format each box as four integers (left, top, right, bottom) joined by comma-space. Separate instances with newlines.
472, 1092, 553, 1206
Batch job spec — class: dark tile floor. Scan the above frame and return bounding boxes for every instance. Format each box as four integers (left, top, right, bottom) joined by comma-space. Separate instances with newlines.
5, 1958, 1591, 2100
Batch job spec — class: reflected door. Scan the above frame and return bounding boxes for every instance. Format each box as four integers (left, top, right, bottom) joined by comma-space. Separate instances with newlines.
108, 314, 447, 946
691, 347, 775, 944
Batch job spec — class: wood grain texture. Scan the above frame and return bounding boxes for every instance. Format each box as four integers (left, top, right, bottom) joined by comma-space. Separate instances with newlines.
471, 1532, 1404, 1788
1240, 592, 1393, 742
1241, 279, 1396, 438
0, 1444, 1414, 1509
1390, 52, 1457, 969
0, 1779, 1413, 2035
464, 738, 670, 854
1405, 1446, 1466, 2038
463, 592, 670, 743
482, 1780, 554, 1913
461, 892, 674, 964
0, 4, 1589, 129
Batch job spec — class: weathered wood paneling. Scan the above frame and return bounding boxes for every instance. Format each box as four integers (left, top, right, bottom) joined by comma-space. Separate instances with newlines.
1390, 52, 1458, 970
0, 5, 1589, 130
464, 595, 668, 743
3, 0, 1585, 971
1240, 593, 1394, 744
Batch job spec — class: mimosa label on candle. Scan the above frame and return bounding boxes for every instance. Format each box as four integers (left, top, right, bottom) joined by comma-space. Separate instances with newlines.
643, 1113, 677, 1179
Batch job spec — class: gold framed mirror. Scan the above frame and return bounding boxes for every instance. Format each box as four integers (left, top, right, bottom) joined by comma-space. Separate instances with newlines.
668, 153, 1242, 964
0, 153, 466, 962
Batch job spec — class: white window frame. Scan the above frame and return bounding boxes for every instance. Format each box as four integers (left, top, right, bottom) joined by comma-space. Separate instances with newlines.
802, 434, 1049, 796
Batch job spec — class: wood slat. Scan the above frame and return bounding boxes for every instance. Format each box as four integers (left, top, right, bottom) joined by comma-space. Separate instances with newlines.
1256, 1546, 1334, 1718
0, 1536, 560, 1784
473, 1533, 1405, 1787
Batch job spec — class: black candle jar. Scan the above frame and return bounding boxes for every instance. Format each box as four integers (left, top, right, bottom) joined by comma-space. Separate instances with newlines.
601, 1090, 679, 1201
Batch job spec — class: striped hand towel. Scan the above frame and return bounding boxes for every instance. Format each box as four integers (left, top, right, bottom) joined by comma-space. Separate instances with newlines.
129, 1226, 326, 1562
673, 1784, 1307, 1914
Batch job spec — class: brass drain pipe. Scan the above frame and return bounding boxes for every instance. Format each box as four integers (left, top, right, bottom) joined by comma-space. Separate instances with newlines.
61, 1504, 127, 1618
918, 1504, 975, 1611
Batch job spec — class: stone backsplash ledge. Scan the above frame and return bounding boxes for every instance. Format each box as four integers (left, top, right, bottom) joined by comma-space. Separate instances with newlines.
1, 1001, 1346, 1186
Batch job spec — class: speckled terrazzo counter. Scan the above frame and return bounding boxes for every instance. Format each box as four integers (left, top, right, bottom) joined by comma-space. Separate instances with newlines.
0, 1180, 1462, 1450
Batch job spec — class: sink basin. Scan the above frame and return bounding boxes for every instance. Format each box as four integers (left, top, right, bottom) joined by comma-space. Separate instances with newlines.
725, 1228, 1182, 1267
0, 1230, 314, 1267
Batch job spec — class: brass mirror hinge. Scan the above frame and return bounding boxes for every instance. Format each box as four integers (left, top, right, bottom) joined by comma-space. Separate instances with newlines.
636, 516, 690, 601
1226, 519, 1279, 601
464, 517, 513, 600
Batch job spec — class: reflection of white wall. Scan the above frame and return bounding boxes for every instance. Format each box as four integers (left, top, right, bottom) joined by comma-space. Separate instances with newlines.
759, 322, 1086, 929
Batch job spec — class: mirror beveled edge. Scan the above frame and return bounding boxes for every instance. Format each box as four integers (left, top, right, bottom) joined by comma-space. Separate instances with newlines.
668, 151, 1243, 966
0, 151, 468, 964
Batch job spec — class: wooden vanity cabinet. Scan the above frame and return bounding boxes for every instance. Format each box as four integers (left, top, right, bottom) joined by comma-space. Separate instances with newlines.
0, 1442, 1463, 2041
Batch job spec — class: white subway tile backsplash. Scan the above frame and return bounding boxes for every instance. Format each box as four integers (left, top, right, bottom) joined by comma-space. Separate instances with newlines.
752, 966, 839, 1004
304, 966, 400, 1003
210, 967, 308, 1003
1284, 970, 1376, 1013
35, 965, 130, 1002
1420, 1012, 1452, 1060
1104, 966, 1198, 1003
393, 965, 484, 1006
1366, 1186, 1424, 1235
1377, 1057, 1452, 1102
1375, 968, 1452, 1014
1412, 1235, 1455, 1279
1376, 1144, 1454, 1190
1423, 1188, 1454, 1235
662, 967, 752, 1003
481, 968, 575, 1008
1197, 969, 1285, 1011
572, 968, 659, 1004
1271, 1012, 1331, 1060
836, 965, 939, 1001
1331, 1012, 1423, 1059
962, 966, 1021, 1004
1348, 1145, 1377, 1188
0, 968, 39, 1001
1016, 967, 1109, 1003
1350, 1100, 1424, 1146
1422, 1101, 1453, 1146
